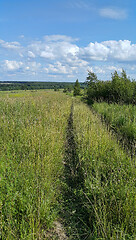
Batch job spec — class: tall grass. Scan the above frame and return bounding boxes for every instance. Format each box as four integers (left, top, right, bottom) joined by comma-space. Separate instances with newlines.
92, 102, 136, 146
0, 90, 72, 239
1, 91, 136, 239
73, 100, 136, 239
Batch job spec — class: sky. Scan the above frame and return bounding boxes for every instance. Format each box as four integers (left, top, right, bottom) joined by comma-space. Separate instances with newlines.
0, 0, 136, 82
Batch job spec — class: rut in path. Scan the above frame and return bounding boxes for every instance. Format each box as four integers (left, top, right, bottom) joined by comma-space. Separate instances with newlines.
61, 103, 90, 239
64, 103, 84, 189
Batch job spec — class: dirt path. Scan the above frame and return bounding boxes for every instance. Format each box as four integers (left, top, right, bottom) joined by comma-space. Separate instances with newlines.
59, 103, 90, 239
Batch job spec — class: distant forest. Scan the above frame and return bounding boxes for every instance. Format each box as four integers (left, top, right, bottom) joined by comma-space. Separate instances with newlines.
1, 69, 136, 105
0, 81, 82, 91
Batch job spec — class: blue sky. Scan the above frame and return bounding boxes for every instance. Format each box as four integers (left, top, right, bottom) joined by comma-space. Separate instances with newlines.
0, 0, 136, 81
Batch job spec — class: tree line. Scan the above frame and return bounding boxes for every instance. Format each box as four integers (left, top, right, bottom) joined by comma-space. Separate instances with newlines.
74, 69, 136, 104
1, 70, 136, 105
0, 81, 75, 91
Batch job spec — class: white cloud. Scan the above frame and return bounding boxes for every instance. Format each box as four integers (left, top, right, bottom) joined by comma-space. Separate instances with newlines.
94, 66, 106, 74
40, 51, 55, 59
1, 35, 136, 81
0, 39, 21, 49
66, 57, 88, 67
4, 60, 23, 71
79, 42, 109, 61
23, 62, 41, 74
105, 65, 122, 72
102, 40, 136, 61
43, 35, 78, 42
79, 40, 136, 62
3, 60, 41, 74
99, 7, 127, 20
28, 51, 35, 58
29, 39, 79, 61
45, 62, 67, 74
44, 61, 78, 75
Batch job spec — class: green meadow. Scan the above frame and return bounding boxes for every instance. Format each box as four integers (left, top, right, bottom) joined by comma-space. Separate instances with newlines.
0, 90, 136, 239
93, 102, 136, 153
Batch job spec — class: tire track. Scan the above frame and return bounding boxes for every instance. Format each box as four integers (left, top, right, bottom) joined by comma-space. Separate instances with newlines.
61, 103, 90, 239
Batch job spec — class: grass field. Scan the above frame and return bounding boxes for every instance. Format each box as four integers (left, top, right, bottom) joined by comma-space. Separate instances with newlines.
73, 100, 136, 239
0, 91, 136, 239
0, 90, 72, 239
93, 102, 136, 143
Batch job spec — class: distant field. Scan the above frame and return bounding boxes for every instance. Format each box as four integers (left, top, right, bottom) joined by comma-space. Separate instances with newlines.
0, 90, 136, 239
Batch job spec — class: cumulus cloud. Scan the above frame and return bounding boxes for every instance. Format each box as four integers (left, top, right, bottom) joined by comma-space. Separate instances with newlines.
26, 62, 41, 71
3, 60, 41, 74
88, 65, 122, 75
79, 40, 136, 62
0, 39, 21, 49
44, 61, 79, 75
28, 38, 79, 61
79, 42, 109, 61
99, 7, 127, 20
102, 40, 136, 61
4, 60, 23, 71
44, 62, 69, 74
1, 35, 136, 80
40, 51, 55, 60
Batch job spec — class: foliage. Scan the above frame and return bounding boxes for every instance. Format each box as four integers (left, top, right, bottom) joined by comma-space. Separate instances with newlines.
111, 70, 134, 103
73, 79, 81, 96
86, 71, 98, 86
0, 81, 86, 91
86, 69, 136, 104
63, 84, 73, 93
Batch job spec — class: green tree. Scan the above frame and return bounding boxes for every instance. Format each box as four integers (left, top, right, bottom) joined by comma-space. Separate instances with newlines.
86, 71, 98, 86
73, 79, 81, 96
86, 71, 98, 104
111, 69, 134, 103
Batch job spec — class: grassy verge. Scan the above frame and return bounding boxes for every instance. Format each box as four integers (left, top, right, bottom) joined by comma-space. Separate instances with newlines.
73, 100, 136, 239
0, 90, 72, 239
92, 102, 136, 152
